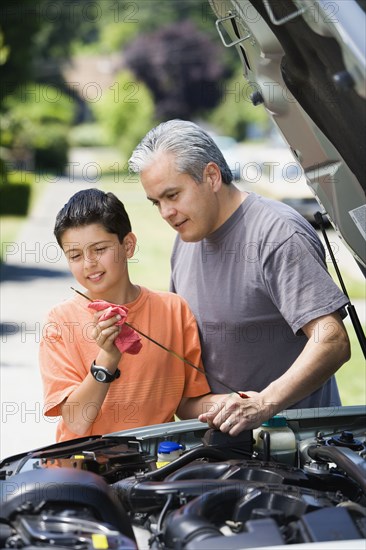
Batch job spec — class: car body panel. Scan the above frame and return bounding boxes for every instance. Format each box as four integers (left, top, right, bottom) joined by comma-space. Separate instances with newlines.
210, 0, 366, 271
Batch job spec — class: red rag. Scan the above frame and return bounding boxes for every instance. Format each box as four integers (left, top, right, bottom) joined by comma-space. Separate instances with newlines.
88, 300, 142, 355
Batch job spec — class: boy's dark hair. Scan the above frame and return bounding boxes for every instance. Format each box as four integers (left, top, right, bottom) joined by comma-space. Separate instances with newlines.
54, 188, 132, 247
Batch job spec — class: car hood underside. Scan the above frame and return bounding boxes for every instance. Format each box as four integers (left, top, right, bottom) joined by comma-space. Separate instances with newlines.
210, 0, 366, 272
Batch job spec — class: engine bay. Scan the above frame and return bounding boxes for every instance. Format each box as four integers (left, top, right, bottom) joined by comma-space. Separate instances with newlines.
0, 407, 365, 549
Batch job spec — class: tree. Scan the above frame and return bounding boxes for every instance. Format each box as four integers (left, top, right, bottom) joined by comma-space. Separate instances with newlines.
207, 70, 269, 140
0, 0, 97, 174
124, 20, 228, 120
0, 0, 99, 103
91, 69, 155, 161
1, 0, 42, 103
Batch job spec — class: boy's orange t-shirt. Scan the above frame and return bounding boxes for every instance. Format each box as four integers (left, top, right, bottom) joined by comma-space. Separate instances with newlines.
39, 286, 211, 441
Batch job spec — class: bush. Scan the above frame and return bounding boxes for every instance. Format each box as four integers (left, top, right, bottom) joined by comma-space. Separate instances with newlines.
0, 182, 31, 215
69, 123, 110, 147
3, 83, 75, 125
33, 124, 69, 173
1, 83, 76, 173
0, 158, 8, 183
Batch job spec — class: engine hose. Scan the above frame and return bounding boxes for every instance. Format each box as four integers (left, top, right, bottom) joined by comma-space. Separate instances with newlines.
260, 430, 271, 462
165, 461, 232, 481
308, 445, 366, 494
114, 478, 251, 513
165, 516, 222, 548
164, 485, 248, 548
180, 484, 249, 518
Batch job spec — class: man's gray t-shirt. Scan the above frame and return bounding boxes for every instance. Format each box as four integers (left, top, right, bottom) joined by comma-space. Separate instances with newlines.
170, 193, 349, 409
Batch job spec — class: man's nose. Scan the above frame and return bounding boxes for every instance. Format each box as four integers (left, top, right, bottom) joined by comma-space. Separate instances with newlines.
160, 202, 176, 220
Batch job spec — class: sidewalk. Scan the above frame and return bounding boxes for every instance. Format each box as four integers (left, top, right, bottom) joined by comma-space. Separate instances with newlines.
0, 178, 91, 458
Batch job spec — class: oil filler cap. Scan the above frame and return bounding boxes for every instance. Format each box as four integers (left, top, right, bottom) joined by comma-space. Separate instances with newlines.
327, 431, 364, 451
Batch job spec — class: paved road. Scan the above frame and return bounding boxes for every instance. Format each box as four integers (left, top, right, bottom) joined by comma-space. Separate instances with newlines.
1, 171, 365, 460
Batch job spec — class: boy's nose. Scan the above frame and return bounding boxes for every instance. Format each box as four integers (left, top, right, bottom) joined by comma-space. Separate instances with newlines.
83, 251, 98, 264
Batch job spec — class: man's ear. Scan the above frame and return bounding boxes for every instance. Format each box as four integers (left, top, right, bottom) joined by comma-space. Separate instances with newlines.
123, 232, 137, 259
204, 162, 222, 192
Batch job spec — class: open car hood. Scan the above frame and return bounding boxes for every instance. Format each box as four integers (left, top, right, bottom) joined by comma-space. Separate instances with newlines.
209, 0, 366, 275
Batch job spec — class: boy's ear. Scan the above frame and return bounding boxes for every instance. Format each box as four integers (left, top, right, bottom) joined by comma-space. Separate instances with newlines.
123, 232, 137, 258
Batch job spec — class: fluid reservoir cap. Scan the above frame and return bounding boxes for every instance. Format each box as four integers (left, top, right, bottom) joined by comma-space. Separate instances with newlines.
158, 441, 184, 454
261, 415, 287, 428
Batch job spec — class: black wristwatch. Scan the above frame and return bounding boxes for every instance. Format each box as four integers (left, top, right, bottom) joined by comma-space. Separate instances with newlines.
90, 361, 121, 383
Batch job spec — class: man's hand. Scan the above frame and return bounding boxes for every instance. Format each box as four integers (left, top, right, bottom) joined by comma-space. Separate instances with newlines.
198, 391, 278, 435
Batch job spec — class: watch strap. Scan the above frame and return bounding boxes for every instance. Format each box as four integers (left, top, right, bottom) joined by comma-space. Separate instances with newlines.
90, 361, 121, 383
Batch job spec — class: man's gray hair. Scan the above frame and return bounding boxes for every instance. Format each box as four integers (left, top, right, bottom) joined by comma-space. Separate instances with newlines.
128, 119, 233, 185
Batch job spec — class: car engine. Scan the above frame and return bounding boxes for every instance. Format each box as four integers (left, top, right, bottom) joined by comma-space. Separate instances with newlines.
0, 407, 365, 549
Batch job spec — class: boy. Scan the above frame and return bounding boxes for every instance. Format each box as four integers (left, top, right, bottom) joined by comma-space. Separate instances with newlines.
39, 188, 221, 442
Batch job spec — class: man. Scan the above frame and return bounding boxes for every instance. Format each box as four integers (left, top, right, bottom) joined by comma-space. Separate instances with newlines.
128, 119, 350, 435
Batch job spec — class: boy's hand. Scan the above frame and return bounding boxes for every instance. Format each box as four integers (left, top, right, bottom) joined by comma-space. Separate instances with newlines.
88, 301, 142, 355
91, 310, 122, 358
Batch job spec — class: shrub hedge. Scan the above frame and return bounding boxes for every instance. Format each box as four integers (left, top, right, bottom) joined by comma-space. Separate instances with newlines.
0, 183, 31, 216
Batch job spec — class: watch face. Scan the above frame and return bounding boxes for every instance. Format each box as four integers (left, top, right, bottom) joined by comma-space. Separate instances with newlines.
96, 370, 107, 382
